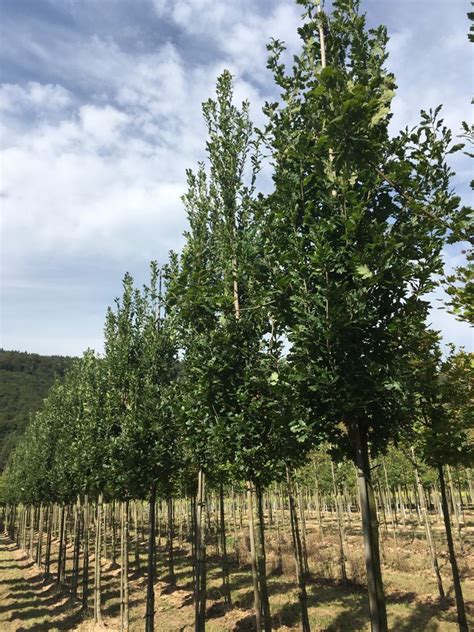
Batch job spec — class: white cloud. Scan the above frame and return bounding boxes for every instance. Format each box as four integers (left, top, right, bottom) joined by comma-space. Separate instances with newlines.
79, 105, 129, 145
0, 0, 471, 355
0, 82, 73, 113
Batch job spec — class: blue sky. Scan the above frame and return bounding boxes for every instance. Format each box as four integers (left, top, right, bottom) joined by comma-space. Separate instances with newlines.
0, 0, 472, 356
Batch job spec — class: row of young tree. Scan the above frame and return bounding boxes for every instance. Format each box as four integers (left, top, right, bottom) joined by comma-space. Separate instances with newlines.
1, 442, 472, 629
1, 1, 472, 631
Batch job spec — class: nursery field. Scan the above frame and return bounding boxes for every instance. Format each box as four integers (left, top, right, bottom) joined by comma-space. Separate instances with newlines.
1, 506, 472, 631
2, 1, 472, 632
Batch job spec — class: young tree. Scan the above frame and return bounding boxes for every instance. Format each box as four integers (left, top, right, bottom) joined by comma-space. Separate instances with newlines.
412, 336, 473, 632
262, 1, 465, 629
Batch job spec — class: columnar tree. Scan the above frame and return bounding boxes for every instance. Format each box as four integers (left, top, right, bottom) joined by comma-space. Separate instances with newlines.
103, 265, 181, 632
262, 1, 464, 629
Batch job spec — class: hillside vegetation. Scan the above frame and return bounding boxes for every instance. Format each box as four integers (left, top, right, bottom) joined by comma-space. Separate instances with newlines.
0, 350, 74, 469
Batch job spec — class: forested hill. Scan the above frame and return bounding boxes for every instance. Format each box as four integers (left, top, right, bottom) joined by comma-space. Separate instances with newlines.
0, 349, 75, 470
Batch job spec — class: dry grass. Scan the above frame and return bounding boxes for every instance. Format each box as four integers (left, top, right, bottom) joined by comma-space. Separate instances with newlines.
1, 510, 473, 631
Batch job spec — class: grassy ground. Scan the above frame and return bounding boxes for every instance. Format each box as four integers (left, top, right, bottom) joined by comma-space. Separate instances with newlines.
1, 512, 473, 631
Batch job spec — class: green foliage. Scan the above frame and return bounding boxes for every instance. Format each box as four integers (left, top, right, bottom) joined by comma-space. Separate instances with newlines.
411, 336, 474, 469
262, 0, 463, 460
0, 350, 74, 470
444, 247, 474, 324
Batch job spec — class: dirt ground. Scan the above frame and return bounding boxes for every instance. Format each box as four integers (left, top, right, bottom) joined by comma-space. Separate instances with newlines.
1, 513, 473, 631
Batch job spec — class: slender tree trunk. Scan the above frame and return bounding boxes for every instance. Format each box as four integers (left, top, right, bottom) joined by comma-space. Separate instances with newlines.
231, 488, 240, 566
195, 469, 206, 632
132, 501, 140, 574
190, 495, 196, 593
438, 465, 468, 632
121, 500, 130, 632
82, 495, 90, 612
28, 505, 35, 560
103, 501, 108, 562
286, 469, 311, 632
296, 483, 310, 576
412, 450, 445, 600
315, 478, 324, 540
71, 497, 82, 599
57, 505, 65, 584
112, 500, 117, 566
247, 481, 262, 632
94, 494, 103, 624
467, 469, 474, 506
255, 483, 272, 632
45, 505, 53, 577
167, 496, 175, 583
36, 503, 44, 569
352, 422, 387, 632
446, 466, 464, 554
330, 461, 347, 582
274, 495, 283, 575
145, 486, 157, 632
219, 483, 232, 607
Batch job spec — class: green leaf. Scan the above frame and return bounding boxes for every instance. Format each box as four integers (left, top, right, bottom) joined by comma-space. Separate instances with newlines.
355, 264, 373, 279
269, 372, 279, 385
370, 106, 390, 127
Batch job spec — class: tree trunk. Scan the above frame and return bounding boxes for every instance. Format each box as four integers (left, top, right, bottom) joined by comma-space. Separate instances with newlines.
219, 483, 232, 607
412, 449, 445, 600
286, 469, 311, 632
446, 466, 464, 554
134, 501, 140, 574
195, 469, 207, 632
112, 500, 117, 566
438, 465, 468, 632
167, 496, 175, 584
28, 505, 35, 560
247, 481, 262, 632
353, 422, 387, 632
36, 503, 44, 569
231, 488, 240, 566
145, 486, 157, 632
121, 499, 130, 632
82, 495, 90, 612
45, 505, 53, 577
71, 497, 82, 599
57, 505, 65, 584
296, 483, 310, 576
255, 483, 272, 632
314, 478, 324, 540
330, 461, 347, 582
94, 494, 103, 624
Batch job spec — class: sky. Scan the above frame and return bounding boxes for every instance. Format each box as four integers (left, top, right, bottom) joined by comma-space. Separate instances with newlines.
0, 0, 472, 357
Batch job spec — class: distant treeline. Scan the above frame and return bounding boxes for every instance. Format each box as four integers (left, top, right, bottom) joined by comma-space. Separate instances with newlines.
0, 349, 75, 470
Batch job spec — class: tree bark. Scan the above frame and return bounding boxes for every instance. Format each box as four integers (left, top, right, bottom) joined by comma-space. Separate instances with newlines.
167, 496, 175, 584
331, 461, 347, 582
36, 503, 44, 569
71, 497, 82, 598
195, 469, 207, 632
94, 494, 103, 624
145, 486, 157, 632
219, 483, 232, 607
82, 495, 90, 612
45, 505, 53, 577
120, 499, 130, 632
353, 422, 387, 632
412, 450, 444, 600
57, 505, 65, 584
438, 464, 468, 632
255, 483, 272, 632
247, 481, 262, 632
286, 469, 311, 632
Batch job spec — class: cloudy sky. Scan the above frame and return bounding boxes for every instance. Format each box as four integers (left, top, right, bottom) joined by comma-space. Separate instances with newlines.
0, 0, 472, 356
